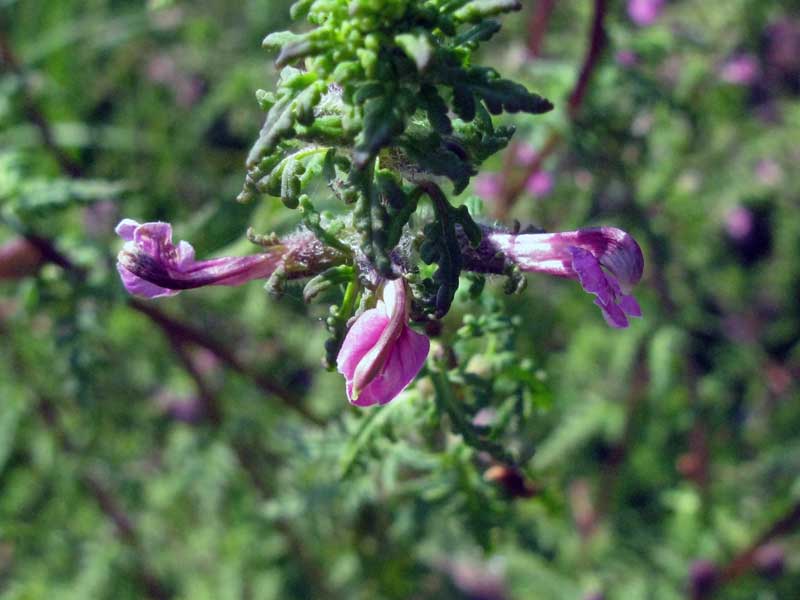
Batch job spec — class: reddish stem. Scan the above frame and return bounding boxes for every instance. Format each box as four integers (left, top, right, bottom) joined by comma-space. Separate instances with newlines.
527, 0, 557, 57
498, 0, 609, 217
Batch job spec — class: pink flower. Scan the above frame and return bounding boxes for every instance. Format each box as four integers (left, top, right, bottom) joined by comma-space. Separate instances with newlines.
755, 159, 783, 186
615, 50, 639, 68
513, 142, 538, 165
115, 219, 283, 298
489, 227, 644, 328
525, 170, 554, 197
720, 54, 760, 85
724, 207, 753, 241
628, 0, 665, 26
336, 279, 430, 407
474, 173, 503, 201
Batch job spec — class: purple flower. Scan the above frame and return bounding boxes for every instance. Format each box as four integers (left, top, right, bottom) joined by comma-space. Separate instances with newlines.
628, 0, 665, 26
336, 278, 430, 407
489, 227, 644, 328
719, 54, 760, 85
115, 219, 282, 298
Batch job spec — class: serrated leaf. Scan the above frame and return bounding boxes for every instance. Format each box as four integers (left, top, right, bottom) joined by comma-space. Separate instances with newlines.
352, 81, 385, 104
453, 20, 502, 47
245, 80, 323, 168
452, 84, 476, 121
398, 132, 474, 194
303, 265, 354, 303
420, 84, 453, 134
376, 170, 406, 210
351, 163, 392, 275
353, 95, 405, 168
395, 32, 434, 72
290, 0, 315, 20
12, 179, 129, 216
453, 0, 522, 24
276, 39, 316, 67
262, 30, 303, 50
245, 95, 295, 168
280, 158, 304, 209
466, 67, 553, 115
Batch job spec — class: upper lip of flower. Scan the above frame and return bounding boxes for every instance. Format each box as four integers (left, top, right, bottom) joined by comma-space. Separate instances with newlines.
575, 227, 644, 290
474, 225, 644, 328
336, 277, 430, 407
351, 279, 409, 400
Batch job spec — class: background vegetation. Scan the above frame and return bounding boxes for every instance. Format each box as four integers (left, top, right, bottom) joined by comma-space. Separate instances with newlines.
1, 1, 799, 598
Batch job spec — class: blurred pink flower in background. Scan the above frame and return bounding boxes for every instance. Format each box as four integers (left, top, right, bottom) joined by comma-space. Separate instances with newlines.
765, 19, 800, 76
513, 142, 538, 165
754, 543, 786, 578
146, 54, 205, 107
724, 206, 754, 241
720, 54, 760, 85
154, 391, 206, 424
755, 159, 783, 186
525, 170, 554, 198
628, 0, 665, 26
437, 557, 508, 600
616, 50, 639, 67
83, 200, 119, 238
474, 173, 503, 201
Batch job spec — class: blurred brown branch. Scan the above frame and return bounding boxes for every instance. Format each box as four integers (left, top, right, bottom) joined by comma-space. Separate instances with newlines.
567, 0, 608, 119
25, 385, 173, 599
157, 318, 335, 597
497, 0, 609, 218
595, 348, 649, 518
692, 499, 800, 599
0, 29, 320, 425
129, 299, 322, 424
0, 30, 83, 177
527, 0, 557, 57
719, 501, 800, 583
2, 25, 331, 593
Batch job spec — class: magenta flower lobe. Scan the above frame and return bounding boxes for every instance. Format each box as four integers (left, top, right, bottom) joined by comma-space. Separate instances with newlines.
336, 279, 430, 407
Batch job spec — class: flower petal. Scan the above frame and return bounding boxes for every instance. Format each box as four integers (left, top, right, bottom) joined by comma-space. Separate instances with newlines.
570, 246, 642, 328
350, 326, 430, 406
116, 264, 179, 299
573, 227, 644, 290
336, 308, 389, 381
595, 297, 630, 329
619, 294, 642, 317
114, 219, 140, 242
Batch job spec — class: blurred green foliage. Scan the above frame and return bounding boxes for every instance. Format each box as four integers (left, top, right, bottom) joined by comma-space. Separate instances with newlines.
1, 1, 799, 599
